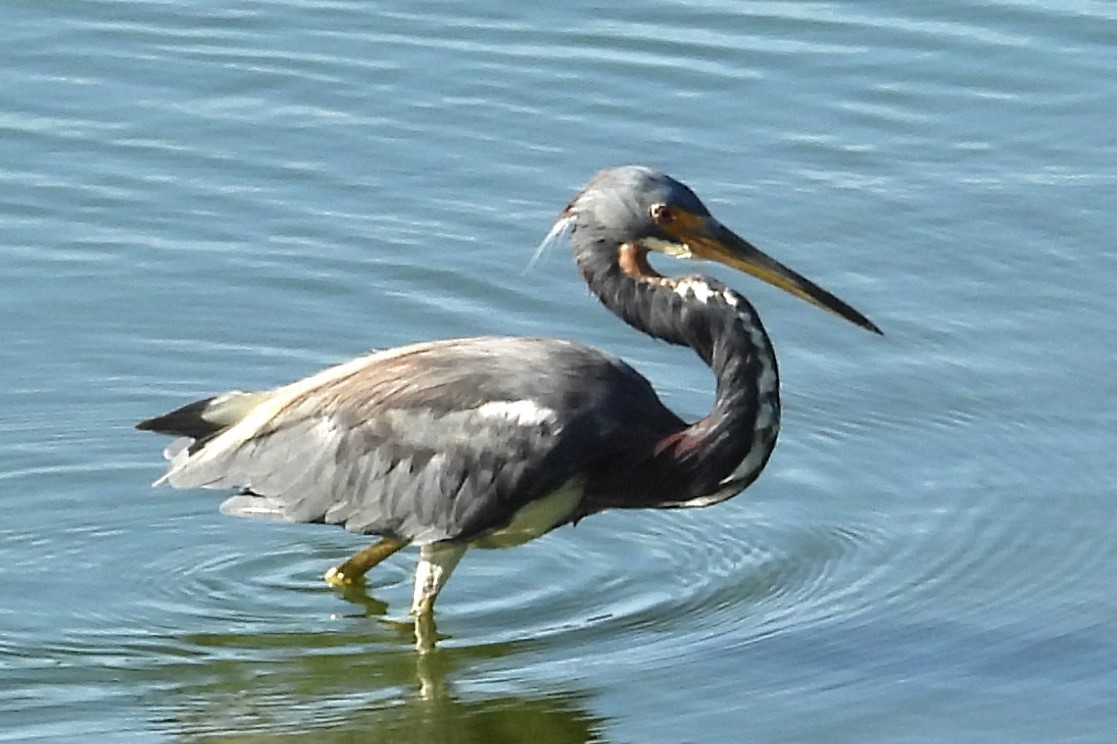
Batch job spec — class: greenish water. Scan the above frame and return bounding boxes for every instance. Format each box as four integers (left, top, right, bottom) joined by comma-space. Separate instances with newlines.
3, 1, 1116, 741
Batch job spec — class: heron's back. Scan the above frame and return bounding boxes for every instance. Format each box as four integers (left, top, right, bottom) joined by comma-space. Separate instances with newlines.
143, 336, 684, 544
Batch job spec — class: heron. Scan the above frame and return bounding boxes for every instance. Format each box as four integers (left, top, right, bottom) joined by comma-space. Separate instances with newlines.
138, 166, 880, 634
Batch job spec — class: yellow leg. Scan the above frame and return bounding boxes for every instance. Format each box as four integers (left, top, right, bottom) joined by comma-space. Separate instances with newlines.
410, 543, 466, 653
411, 543, 467, 616
324, 536, 407, 587
414, 611, 439, 655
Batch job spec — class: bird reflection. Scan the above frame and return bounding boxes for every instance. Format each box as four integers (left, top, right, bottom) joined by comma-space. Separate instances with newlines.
158, 622, 605, 743
330, 580, 445, 651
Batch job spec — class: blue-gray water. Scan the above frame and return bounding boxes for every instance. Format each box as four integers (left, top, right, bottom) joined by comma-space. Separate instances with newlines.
2, 1, 1115, 741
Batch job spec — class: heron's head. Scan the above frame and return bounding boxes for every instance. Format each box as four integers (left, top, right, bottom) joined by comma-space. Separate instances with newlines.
551, 165, 881, 334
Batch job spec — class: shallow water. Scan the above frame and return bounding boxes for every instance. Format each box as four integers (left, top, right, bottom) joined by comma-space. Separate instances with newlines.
2, 1, 1116, 741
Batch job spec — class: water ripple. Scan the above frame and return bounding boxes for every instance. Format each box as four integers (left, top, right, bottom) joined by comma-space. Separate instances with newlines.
4, 0, 1117, 739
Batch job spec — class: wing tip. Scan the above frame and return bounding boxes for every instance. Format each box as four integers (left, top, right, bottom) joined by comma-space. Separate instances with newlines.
220, 493, 288, 521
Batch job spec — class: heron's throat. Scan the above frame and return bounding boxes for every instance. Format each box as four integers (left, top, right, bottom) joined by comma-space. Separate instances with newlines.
578, 242, 768, 367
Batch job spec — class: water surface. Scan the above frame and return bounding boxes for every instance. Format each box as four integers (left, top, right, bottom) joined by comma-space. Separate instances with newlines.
2, 1, 1116, 741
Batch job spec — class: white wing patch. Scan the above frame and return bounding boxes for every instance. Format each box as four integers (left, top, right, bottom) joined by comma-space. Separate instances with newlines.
474, 400, 557, 427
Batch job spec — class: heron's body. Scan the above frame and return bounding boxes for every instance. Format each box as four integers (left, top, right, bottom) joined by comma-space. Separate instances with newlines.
139, 166, 878, 643
154, 336, 691, 540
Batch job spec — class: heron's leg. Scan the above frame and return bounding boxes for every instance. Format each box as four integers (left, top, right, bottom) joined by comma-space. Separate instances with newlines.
324, 536, 407, 587
411, 542, 467, 616
414, 611, 439, 654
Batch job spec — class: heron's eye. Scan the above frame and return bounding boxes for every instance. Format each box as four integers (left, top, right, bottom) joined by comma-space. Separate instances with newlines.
650, 204, 675, 225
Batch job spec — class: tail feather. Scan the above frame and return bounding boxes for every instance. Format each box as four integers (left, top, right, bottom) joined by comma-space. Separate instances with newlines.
136, 390, 272, 439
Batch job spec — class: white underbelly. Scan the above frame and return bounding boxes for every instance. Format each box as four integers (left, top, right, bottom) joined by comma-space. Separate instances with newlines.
470, 481, 582, 549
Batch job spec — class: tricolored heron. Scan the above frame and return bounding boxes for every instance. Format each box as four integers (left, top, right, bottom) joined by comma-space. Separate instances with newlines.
138, 166, 880, 632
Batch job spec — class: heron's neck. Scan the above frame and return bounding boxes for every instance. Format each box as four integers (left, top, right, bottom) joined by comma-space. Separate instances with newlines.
576, 243, 781, 502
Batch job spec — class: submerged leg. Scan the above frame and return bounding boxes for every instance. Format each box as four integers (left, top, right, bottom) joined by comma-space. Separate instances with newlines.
324, 536, 407, 587
411, 542, 467, 616
411, 542, 466, 652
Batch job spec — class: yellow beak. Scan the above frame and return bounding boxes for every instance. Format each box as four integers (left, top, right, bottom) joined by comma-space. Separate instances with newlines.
665, 210, 882, 334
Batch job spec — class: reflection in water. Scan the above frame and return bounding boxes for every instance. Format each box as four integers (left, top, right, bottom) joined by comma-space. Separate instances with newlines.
330, 576, 479, 653
5, 0, 1117, 738
151, 620, 606, 743
333, 581, 445, 653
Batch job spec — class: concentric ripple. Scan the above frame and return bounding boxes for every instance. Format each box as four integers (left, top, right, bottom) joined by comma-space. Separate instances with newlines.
4, 0, 1117, 740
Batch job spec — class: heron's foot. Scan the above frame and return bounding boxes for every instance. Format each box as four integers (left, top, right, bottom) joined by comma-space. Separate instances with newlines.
323, 565, 363, 588
323, 536, 407, 589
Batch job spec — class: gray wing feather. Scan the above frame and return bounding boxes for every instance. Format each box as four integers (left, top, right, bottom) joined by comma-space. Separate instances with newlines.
154, 337, 676, 544
220, 493, 286, 519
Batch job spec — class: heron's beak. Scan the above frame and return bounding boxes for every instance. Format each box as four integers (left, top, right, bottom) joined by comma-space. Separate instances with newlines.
668, 212, 882, 335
